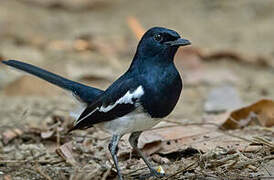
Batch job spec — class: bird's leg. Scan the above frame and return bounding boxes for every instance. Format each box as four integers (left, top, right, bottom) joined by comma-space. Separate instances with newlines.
129, 131, 165, 178
109, 134, 123, 180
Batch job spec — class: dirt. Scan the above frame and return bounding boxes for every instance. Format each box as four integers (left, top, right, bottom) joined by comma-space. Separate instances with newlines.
0, 0, 273, 179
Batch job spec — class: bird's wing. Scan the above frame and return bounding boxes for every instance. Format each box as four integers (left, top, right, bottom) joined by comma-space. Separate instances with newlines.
2, 60, 103, 103
70, 77, 144, 131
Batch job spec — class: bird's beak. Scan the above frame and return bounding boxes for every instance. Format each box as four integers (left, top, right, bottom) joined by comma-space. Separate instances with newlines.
165, 38, 191, 47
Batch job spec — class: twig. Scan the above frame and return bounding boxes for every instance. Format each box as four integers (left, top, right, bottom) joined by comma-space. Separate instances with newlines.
56, 126, 61, 147
0, 159, 64, 165
102, 164, 113, 180
208, 153, 240, 167
34, 162, 52, 180
235, 155, 274, 169
252, 136, 274, 149
262, 165, 272, 176
164, 159, 198, 179
124, 166, 148, 176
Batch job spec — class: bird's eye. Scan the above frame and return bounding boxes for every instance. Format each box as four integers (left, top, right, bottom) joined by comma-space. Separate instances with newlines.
153, 34, 163, 42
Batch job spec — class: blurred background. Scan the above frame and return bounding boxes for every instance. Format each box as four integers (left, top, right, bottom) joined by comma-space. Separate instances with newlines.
0, 0, 273, 179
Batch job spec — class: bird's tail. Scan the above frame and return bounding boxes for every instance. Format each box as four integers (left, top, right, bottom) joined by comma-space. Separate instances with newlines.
1, 60, 103, 103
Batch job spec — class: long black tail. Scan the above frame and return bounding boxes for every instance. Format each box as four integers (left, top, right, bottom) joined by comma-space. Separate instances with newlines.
2, 60, 103, 103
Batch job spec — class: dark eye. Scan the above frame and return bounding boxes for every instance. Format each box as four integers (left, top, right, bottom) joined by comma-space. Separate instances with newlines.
153, 34, 163, 42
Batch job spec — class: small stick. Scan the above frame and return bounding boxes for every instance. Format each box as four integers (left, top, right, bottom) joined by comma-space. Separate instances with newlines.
0, 159, 64, 165
102, 164, 114, 180
164, 160, 198, 179
34, 162, 52, 180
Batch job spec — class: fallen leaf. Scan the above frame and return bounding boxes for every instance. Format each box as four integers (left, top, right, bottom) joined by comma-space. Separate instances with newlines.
0, 54, 4, 61
203, 50, 271, 68
138, 122, 253, 156
73, 39, 93, 51
221, 99, 274, 129
127, 16, 145, 40
47, 40, 69, 51
2, 128, 24, 144
56, 141, 78, 166
3, 175, 12, 180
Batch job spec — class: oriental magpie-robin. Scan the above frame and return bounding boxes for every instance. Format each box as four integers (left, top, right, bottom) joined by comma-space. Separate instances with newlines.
2, 27, 191, 179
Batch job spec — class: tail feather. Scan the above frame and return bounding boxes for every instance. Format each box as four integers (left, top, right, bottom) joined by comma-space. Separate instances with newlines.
2, 60, 103, 103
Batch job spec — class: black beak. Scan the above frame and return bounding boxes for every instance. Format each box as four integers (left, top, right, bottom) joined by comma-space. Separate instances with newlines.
165, 38, 191, 47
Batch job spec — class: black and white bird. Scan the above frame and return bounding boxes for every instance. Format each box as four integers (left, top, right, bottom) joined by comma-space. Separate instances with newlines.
2, 27, 191, 179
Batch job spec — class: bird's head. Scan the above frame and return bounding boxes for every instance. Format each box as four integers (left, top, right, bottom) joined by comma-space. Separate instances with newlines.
134, 27, 191, 61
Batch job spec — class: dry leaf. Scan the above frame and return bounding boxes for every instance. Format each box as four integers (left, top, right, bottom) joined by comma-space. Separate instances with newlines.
56, 141, 78, 166
0, 54, 4, 61
139, 122, 253, 156
47, 40, 69, 50
203, 50, 270, 68
2, 128, 24, 144
221, 99, 274, 129
127, 16, 145, 40
3, 175, 12, 180
73, 39, 92, 51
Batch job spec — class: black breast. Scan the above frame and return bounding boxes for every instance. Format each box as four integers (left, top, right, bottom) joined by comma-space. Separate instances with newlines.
140, 65, 182, 118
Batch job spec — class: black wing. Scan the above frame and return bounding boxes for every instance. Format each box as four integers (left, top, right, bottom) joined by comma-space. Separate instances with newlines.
70, 76, 144, 131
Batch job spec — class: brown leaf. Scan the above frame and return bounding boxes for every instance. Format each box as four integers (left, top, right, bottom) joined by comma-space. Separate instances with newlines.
0, 54, 4, 61
3, 175, 12, 180
56, 141, 78, 166
73, 39, 93, 51
127, 16, 145, 40
203, 50, 271, 68
221, 99, 274, 129
139, 122, 252, 156
2, 128, 24, 144
47, 40, 69, 50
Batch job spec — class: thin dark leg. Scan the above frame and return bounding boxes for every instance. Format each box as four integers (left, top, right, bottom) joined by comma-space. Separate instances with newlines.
109, 134, 123, 180
129, 131, 165, 178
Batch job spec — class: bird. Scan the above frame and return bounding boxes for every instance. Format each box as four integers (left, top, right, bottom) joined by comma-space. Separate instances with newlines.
2, 27, 191, 179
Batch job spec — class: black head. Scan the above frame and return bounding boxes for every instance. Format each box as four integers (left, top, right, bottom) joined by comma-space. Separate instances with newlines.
134, 27, 191, 62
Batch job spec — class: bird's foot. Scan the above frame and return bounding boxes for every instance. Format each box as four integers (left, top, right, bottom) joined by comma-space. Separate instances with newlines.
138, 169, 165, 180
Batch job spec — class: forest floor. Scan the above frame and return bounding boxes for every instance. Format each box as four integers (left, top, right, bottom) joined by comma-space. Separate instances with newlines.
0, 0, 273, 179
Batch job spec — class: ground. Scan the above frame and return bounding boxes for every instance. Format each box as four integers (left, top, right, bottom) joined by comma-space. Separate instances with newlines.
0, 0, 273, 179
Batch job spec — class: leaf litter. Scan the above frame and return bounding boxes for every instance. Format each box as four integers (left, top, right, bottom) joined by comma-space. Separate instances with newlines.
0, 14, 274, 180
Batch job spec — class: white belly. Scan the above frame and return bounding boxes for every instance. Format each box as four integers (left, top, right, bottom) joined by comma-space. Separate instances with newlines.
71, 103, 161, 136
95, 109, 161, 135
